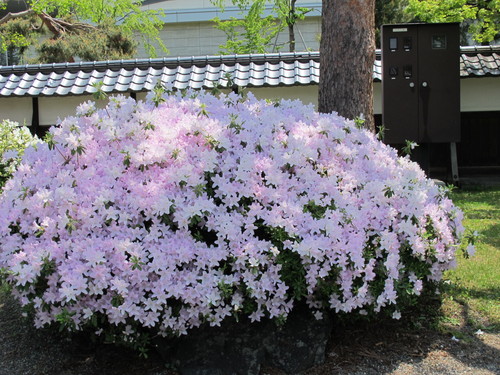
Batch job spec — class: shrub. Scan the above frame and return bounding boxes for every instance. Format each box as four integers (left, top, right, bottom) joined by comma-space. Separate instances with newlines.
0, 90, 469, 347
0, 120, 39, 189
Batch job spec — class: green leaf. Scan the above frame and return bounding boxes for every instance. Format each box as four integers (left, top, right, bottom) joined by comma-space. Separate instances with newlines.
406, 0, 498, 43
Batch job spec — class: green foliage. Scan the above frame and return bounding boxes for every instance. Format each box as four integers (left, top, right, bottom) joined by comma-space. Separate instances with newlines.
402, 140, 418, 156
91, 81, 108, 101
276, 250, 308, 301
36, 24, 137, 63
0, 120, 38, 189
406, 0, 500, 43
274, 0, 312, 51
303, 199, 336, 219
0, 13, 37, 59
211, 0, 283, 54
211, 0, 315, 53
354, 116, 366, 130
375, 0, 413, 47
0, 0, 167, 63
275, 0, 311, 27
315, 1, 412, 49
376, 124, 386, 140
55, 308, 77, 331
250, 220, 308, 301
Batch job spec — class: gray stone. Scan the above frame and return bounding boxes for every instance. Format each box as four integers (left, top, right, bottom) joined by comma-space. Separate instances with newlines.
263, 305, 334, 374
154, 305, 334, 375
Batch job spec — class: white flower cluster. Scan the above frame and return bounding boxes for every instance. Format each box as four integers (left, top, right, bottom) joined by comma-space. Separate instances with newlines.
0, 120, 39, 188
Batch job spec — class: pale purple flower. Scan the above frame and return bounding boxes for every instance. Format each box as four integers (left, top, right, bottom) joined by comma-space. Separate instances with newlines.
0, 90, 465, 341
466, 243, 476, 257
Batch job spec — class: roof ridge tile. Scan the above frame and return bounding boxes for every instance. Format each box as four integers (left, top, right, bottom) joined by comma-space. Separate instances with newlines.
0, 47, 498, 97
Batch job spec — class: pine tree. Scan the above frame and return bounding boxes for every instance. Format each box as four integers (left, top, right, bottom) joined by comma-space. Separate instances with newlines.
0, 0, 167, 63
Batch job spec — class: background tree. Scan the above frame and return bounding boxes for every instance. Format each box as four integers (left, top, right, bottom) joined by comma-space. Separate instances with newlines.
0, 0, 167, 64
318, 0, 376, 131
406, 0, 500, 43
211, 0, 313, 53
274, 0, 312, 52
211, 0, 283, 54
375, 0, 412, 47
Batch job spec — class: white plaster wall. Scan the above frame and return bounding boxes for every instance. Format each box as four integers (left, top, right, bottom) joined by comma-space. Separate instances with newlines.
250, 85, 318, 106
373, 82, 382, 115
136, 92, 149, 102
38, 95, 125, 126
0, 97, 33, 125
39, 96, 93, 126
250, 82, 383, 115
1, 79, 497, 128
460, 77, 500, 112
0, 94, 133, 128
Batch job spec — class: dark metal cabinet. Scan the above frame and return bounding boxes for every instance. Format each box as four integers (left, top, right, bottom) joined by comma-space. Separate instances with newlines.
382, 23, 460, 144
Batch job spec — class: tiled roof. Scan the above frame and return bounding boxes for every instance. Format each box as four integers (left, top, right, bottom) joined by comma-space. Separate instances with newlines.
460, 46, 500, 77
0, 46, 498, 97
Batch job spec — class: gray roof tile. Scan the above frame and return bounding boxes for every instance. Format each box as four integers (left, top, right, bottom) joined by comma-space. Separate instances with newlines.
459, 46, 500, 77
13, 87, 26, 96
0, 88, 13, 96
69, 86, 84, 95
56, 86, 72, 96
0, 47, 498, 97
41, 86, 56, 96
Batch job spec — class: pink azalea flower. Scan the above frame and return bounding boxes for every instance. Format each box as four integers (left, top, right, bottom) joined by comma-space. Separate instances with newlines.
0, 90, 465, 340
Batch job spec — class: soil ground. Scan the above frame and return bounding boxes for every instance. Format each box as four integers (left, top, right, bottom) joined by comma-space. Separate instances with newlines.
1, 289, 499, 375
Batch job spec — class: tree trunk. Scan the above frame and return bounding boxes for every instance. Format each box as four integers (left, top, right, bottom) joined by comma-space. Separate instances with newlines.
318, 0, 376, 132
288, 22, 295, 52
288, 0, 296, 52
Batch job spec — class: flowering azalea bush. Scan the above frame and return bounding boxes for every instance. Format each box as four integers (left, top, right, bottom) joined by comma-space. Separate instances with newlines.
0, 90, 469, 347
0, 120, 39, 189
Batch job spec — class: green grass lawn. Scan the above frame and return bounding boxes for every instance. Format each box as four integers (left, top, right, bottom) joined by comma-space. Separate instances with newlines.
440, 186, 500, 337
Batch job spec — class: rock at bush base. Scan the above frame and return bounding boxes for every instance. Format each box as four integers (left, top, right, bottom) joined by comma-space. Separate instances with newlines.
154, 305, 334, 375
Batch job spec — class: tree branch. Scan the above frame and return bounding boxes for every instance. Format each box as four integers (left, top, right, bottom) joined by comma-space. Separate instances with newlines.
0, 9, 36, 25
0, 8, 95, 37
37, 12, 96, 37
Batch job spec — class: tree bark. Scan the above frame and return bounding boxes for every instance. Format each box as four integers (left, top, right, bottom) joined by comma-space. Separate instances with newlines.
318, 0, 376, 131
288, 0, 296, 52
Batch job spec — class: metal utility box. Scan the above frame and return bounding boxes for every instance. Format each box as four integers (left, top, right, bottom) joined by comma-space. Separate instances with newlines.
381, 23, 460, 144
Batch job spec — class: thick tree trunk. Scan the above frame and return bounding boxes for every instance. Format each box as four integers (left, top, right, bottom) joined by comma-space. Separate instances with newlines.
318, 0, 376, 132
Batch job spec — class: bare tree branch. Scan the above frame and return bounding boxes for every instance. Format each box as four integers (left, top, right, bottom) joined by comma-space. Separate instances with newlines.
0, 9, 35, 25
